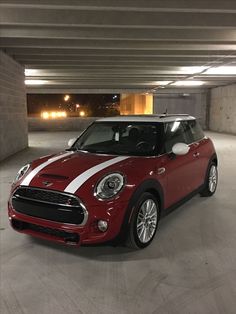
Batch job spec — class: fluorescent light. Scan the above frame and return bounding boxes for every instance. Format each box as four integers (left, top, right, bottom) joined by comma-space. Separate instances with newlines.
179, 66, 207, 74
205, 66, 236, 75
25, 80, 48, 85
155, 81, 172, 86
24, 69, 38, 76
173, 80, 205, 86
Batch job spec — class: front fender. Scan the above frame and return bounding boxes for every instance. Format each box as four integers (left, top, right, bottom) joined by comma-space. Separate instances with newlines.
117, 179, 164, 242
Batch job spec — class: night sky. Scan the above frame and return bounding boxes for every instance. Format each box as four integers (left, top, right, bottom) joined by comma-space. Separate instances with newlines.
27, 94, 120, 117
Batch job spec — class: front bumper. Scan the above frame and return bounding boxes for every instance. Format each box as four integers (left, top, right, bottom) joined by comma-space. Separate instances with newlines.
8, 198, 129, 247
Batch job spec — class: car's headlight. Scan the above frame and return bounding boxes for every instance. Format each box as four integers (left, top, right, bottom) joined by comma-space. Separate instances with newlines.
95, 173, 125, 199
14, 164, 30, 183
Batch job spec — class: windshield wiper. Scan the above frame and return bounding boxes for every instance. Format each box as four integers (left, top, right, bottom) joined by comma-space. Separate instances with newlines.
68, 147, 131, 155
91, 150, 130, 155
67, 146, 89, 153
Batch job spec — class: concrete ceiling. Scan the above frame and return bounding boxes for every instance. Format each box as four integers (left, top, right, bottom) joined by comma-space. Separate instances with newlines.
1, 0, 236, 93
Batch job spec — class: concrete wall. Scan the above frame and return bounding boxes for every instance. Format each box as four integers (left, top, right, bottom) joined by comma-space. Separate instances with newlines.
210, 84, 236, 134
153, 89, 208, 129
0, 50, 28, 161
28, 117, 97, 132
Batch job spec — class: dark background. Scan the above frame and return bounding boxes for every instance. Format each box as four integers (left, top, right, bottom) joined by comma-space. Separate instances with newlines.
27, 94, 120, 117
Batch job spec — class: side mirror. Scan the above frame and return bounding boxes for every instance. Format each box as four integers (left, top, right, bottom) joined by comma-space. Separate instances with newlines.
68, 138, 77, 147
172, 143, 190, 156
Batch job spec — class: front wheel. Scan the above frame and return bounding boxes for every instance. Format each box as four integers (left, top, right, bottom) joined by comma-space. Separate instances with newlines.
126, 192, 160, 249
200, 162, 218, 197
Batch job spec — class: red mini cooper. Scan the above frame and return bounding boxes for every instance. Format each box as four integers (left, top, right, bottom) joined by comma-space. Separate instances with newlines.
8, 115, 218, 249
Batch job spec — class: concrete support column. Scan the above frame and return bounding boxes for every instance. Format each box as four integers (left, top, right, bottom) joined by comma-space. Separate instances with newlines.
210, 84, 236, 135
0, 50, 28, 161
120, 94, 153, 115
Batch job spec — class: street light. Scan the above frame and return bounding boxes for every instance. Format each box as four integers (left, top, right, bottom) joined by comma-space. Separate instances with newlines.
64, 95, 70, 102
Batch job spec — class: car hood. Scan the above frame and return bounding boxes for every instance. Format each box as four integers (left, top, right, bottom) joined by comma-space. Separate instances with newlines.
19, 150, 131, 194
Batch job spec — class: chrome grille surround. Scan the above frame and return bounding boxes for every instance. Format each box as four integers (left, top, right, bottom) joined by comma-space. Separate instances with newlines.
12, 186, 88, 226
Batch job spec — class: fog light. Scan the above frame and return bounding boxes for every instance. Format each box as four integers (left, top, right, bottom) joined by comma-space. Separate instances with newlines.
97, 220, 108, 232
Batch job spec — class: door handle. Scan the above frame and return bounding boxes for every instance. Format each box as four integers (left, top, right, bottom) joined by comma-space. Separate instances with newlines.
193, 152, 200, 158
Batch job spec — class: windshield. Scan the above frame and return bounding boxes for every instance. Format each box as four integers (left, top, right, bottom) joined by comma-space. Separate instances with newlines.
72, 121, 163, 156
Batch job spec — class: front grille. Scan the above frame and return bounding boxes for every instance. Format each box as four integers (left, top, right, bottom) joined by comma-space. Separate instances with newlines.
14, 186, 79, 207
12, 187, 87, 225
12, 219, 80, 244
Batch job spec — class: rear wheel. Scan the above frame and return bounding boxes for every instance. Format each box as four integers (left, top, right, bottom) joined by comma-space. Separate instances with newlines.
126, 192, 160, 249
200, 162, 218, 197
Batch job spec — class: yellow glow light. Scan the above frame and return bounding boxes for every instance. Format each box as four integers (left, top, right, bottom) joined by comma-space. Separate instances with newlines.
61, 111, 67, 117
64, 95, 70, 101
41, 111, 49, 119
41, 111, 67, 119
79, 111, 85, 117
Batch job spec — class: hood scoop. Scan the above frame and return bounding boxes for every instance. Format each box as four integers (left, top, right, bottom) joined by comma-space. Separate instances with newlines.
39, 174, 69, 181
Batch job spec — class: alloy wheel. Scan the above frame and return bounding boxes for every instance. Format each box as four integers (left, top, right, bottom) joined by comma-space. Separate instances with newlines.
136, 199, 158, 244
209, 164, 218, 193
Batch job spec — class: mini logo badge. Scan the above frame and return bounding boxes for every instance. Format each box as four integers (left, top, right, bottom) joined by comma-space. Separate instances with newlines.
42, 181, 53, 187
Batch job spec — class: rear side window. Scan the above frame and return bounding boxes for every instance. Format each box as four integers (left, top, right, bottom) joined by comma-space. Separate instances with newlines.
182, 120, 205, 143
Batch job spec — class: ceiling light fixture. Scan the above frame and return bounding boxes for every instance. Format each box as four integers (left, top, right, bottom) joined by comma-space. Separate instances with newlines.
24, 69, 38, 76
204, 66, 236, 75
155, 81, 173, 86
172, 81, 205, 86
179, 66, 208, 74
25, 80, 48, 85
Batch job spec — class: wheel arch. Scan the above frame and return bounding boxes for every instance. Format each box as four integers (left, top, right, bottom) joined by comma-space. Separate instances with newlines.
127, 179, 164, 215
210, 153, 218, 166
117, 179, 164, 243
200, 153, 218, 197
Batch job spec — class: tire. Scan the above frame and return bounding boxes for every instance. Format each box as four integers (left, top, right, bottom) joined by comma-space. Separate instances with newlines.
126, 192, 160, 249
200, 162, 218, 197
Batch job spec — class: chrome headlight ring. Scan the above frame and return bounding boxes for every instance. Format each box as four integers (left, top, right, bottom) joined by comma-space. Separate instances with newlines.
95, 172, 125, 200
13, 164, 31, 183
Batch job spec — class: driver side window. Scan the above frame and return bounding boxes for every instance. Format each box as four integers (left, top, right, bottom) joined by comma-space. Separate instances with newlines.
82, 125, 113, 146
164, 121, 188, 153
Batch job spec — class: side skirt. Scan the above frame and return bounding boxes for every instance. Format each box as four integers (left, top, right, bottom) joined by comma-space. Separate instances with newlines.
161, 184, 204, 218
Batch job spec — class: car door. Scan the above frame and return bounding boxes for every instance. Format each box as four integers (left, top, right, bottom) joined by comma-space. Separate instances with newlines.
182, 120, 209, 190
160, 120, 197, 209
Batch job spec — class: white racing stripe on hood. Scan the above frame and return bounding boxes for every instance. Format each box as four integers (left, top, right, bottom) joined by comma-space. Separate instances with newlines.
64, 156, 129, 194
21, 151, 74, 186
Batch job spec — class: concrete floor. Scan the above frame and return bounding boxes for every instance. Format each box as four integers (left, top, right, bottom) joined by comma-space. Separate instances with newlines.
0, 131, 236, 314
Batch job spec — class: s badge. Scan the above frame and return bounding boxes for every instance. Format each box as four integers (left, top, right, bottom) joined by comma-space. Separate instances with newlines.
42, 181, 53, 187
